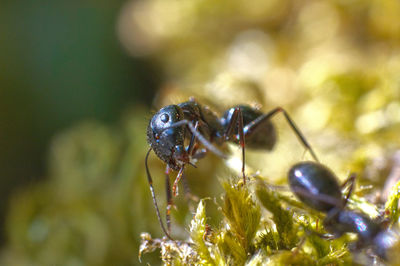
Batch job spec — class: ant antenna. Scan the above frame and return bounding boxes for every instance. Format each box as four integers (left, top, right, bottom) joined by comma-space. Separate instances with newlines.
145, 148, 174, 240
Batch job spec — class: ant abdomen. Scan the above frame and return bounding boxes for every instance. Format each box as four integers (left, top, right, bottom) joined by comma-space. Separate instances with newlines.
221, 105, 276, 150
288, 161, 342, 212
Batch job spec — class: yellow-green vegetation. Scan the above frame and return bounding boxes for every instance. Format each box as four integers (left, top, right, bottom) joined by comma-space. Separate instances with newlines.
385, 180, 400, 227
140, 177, 400, 265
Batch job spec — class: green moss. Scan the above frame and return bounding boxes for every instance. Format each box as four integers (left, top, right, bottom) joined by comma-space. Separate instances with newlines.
385, 180, 400, 227
189, 199, 215, 265
255, 183, 298, 250
139, 178, 357, 265
220, 181, 261, 254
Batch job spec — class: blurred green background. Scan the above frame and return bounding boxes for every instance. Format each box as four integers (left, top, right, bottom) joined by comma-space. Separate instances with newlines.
0, 0, 159, 250
2, 0, 400, 265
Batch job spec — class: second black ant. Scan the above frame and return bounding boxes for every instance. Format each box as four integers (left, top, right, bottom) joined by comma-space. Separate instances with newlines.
145, 98, 319, 239
288, 161, 398, 260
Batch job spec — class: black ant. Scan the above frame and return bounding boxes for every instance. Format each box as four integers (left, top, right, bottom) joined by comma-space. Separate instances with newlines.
145, 98, 319, 239
288, 161, 398, 260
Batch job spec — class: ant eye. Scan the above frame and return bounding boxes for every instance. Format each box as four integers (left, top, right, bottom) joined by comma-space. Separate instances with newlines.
160, 113, 169, 123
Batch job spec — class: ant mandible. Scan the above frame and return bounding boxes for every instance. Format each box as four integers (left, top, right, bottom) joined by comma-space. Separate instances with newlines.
145, 98, 319, 239
288, 161, 398, 260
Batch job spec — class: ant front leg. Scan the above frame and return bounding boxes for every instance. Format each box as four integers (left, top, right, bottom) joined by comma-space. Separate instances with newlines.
162, 120, 227, 159
172, 167, 185, 197
172, 121, 198, 197
224, 107, 246, 184
187, 121, 199, 156
245, 107, 319, 163
181, 120, 201, 204
186, 121, 208, 160
165, 166, 173, 234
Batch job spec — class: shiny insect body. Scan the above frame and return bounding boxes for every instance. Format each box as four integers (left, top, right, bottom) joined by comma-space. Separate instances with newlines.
146, 99, 318, 239
288, 161, 397, 260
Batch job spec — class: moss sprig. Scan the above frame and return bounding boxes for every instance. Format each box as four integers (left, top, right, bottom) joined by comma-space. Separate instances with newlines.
219, 182, 261, 258
255, 182, 298, 250
385, 180, 400, 227
139, 233, 200, 265
189, 199, 216, 265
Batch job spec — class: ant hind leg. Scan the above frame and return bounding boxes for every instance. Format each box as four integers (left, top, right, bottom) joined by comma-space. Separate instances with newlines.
244, 107, 319, 163
340, 173, 357, 207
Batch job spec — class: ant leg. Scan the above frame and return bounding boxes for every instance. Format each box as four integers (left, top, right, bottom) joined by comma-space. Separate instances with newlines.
170, 121, 199, 198
180, 121, 200, 203
340, 173, 356, 207
223, 107, 246, 184
162, 120, 227, 159
185, 121, 208, 161
244, 107, 319, 162
165, 166, 173, 234
187, 121, 199, 156
145, 148, 173, 240
172, 166, 185, 197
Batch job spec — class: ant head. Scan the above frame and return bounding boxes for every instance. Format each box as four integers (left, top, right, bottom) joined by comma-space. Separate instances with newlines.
147, 105, 187, 170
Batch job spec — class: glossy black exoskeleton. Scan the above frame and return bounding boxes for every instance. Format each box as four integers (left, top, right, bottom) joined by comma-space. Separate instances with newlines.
147, 100, 225, 172
324, 209, 400, 260
146, 98, 319, 239
288, 162, 344, 212
288, 161, 397, 260
221, 105, 276, 150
